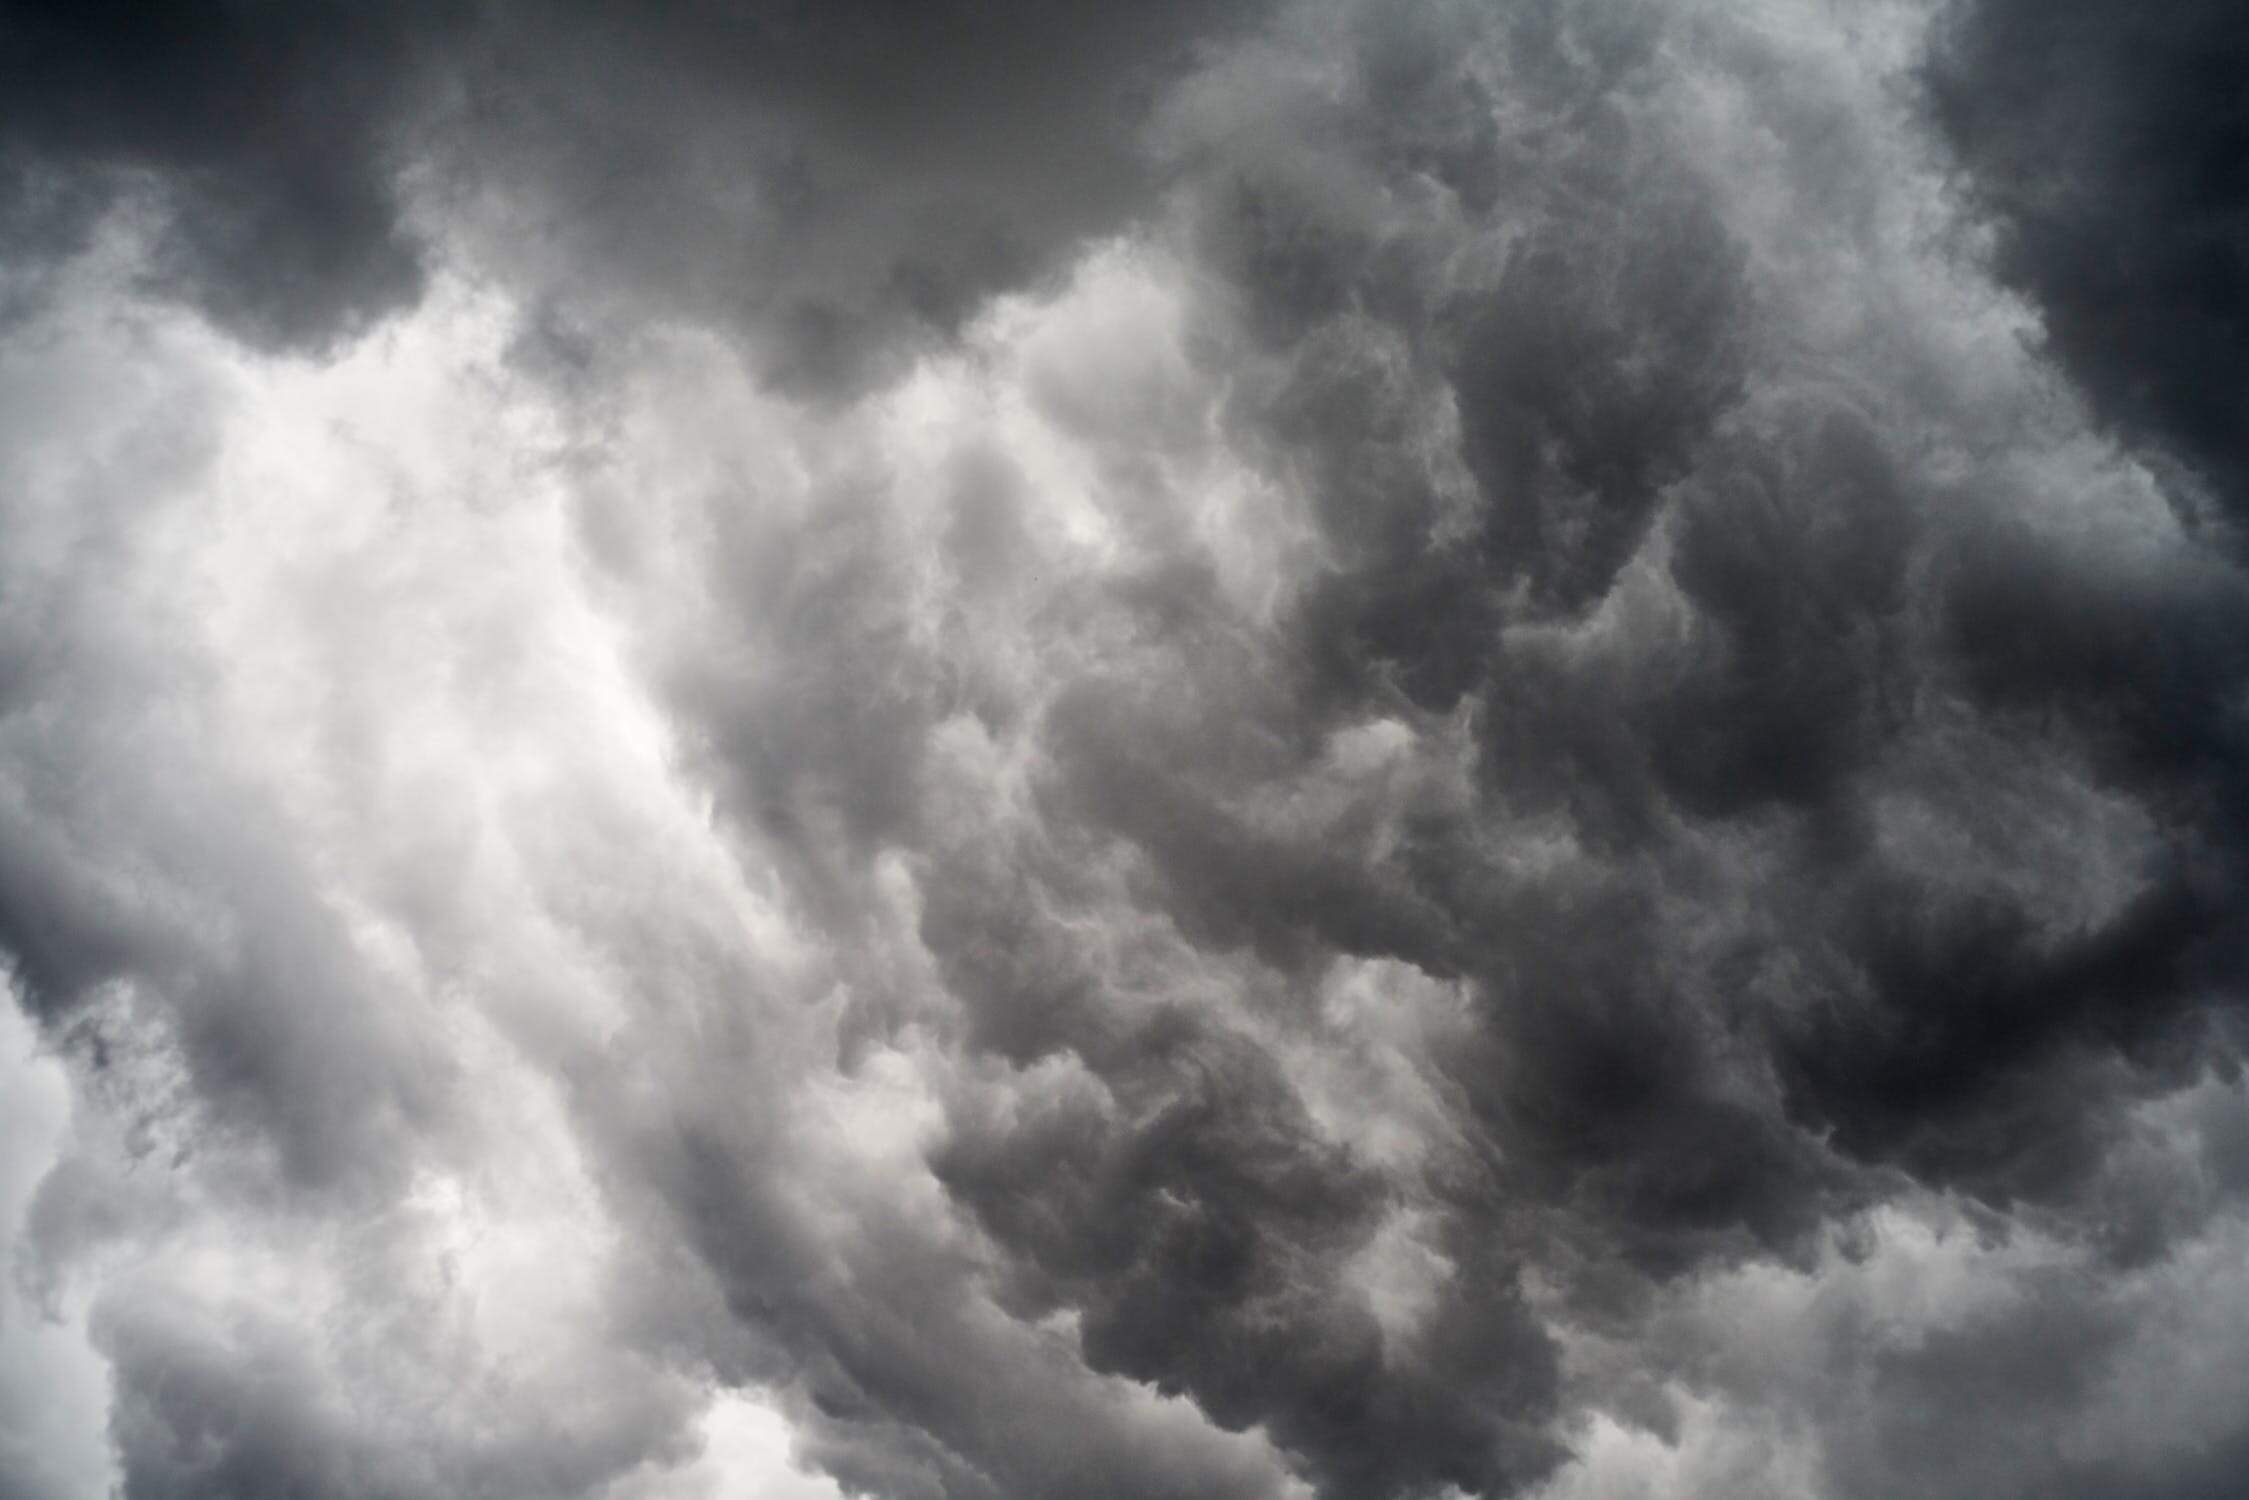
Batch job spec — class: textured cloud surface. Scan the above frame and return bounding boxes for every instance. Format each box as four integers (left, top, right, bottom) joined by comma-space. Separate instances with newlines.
5, 2, 2249, 1498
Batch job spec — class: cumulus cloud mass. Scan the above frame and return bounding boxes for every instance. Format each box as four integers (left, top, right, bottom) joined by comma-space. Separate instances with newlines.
5, 2, 2249, 1497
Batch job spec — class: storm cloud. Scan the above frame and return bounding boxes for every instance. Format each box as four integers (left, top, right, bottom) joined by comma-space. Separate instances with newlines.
5, 2, 2249, 1498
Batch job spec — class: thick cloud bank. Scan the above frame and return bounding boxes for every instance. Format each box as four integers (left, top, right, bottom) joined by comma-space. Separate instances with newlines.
5, 2, 2249, 1498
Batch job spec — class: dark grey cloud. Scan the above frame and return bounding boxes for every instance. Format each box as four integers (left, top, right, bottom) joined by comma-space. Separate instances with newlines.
0, 0, 453, 349
465, 0, 1274, 395
1930, 0, 2249, 540
6, 1, 2249, 1498
0, 0, 1269, 379
836, 2, 2249, 1489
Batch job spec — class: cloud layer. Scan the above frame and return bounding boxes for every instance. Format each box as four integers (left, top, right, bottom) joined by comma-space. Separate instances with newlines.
4, 2, 2248, 1498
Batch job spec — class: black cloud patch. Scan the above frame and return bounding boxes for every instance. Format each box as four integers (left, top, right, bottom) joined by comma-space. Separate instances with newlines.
1930, 0, 2249, 541
0, 0, 452, 349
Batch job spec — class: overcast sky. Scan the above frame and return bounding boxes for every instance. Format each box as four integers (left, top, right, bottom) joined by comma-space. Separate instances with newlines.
4, 2, 2249, 1498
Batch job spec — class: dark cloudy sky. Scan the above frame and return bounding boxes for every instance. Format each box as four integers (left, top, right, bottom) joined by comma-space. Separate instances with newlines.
5, 2, 2249, 1497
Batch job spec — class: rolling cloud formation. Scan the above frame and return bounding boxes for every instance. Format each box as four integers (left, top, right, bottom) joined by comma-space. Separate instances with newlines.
4, 2, 2249, 1498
